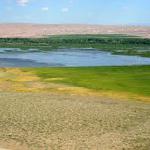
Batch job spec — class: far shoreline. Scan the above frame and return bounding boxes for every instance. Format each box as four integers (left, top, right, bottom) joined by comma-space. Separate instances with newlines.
0, 23, 150, 38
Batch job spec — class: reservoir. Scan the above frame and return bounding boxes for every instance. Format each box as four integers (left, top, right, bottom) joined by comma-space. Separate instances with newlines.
0, 48, 150, 67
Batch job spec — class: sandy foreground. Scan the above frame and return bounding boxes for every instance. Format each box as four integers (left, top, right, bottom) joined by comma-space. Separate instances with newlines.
0, 24, 150, 38
0, 92, 150, 150
0, 69, 150, 150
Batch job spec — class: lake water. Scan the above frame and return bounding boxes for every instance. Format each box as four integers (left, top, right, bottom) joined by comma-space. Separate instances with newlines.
0, 48, 150, 67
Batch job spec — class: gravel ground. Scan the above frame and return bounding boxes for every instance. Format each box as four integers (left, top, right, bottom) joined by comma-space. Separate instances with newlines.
0, 24, 150, 38
0, 92, 150, 150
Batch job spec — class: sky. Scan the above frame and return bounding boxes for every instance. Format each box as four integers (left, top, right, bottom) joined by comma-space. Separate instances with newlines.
0, 0, 150, 25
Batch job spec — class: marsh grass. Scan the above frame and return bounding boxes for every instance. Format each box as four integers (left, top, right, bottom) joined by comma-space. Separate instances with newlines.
26, 66, 150, 99
0, 34, 150, 57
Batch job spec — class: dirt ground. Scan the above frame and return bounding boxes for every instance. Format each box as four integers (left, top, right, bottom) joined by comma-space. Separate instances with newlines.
0, 68, 150, 150
0, 92, 150, 150
0, 24, 150, 38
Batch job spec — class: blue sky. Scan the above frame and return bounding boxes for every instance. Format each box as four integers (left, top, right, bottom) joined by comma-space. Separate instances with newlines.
0, 0, 150, 25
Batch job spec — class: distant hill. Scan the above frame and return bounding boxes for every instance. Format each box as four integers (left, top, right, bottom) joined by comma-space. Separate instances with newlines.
0, 24, 150, 38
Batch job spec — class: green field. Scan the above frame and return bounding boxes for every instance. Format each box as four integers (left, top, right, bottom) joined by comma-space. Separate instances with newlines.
1, 34, 150, 57
25, 65, 150, 99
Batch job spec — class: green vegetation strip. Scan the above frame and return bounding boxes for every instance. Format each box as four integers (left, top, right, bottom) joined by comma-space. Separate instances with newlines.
1, 34, 150, 57
24, 65, 150, 98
